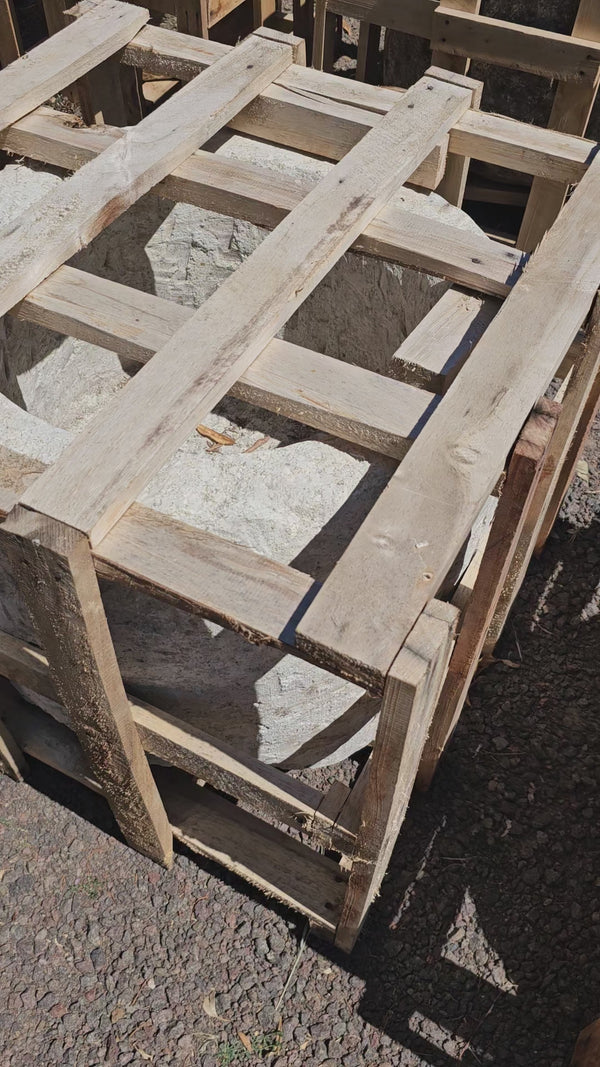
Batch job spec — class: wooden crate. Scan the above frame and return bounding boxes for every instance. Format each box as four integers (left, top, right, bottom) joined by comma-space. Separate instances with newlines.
311, 0, 600, 250
1, 2, 600, 950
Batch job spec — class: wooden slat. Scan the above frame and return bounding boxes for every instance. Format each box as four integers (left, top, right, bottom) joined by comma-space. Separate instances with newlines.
425, 63, 481, 209
518, 0, 600, 252
0, 0, 148, 131
0, 680, 26, 780
0, 0, 20, 68
297, 154, 600, 688
0, 629, 355, 851
21, 76, 474, 547
323, 0, 436, 37
416, 400, 559, 790
163, 770, 346, 932
120, 24, 599, 186
1, 107, 522, 297
431, 6, 600, 79
0, 695, 345, 931
334, 600, 457, 951
389, 288, 499, 393
0, 31, 299, 320
1, 506, 174, 866
15, 265, 435, 460
484, 296, 600, 650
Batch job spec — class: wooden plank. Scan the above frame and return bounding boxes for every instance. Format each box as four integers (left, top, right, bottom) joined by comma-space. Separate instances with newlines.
334, 600, 457, 951
425, 60, 481, 210
484, 297, 600, 649
0, 506, 173, 866
518, 0, 600, 252
21, 76, 474, 547
0, 696, 345, 931
0, 31, 299, 320
0, 0, 148, 131
416, 401, 559, 790
431, 0, 480, 75
297, 154, 600, 688
15, 265, 435, 460
356, 23, 380, 83
389, 287, 499, 394
1, 107, 521, 296
163, 770, 346, 932
120, 25, 599, 185
177, 0, 208, 36
0, 629, 355, 851
323, 0, 436, 38
0, 0, 20, 68
431, 6, 600, 80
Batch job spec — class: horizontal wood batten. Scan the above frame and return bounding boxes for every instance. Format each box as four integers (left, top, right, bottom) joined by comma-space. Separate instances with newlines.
0, 630, 355, 850
119, 23, 598, 185
0, 692, 345, 930
15, 265, 436, 461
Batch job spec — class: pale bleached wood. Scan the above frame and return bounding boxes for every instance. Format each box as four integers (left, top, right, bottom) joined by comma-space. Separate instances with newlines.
484, 297, 600, 650
0, 506, 173, 866
432, 6, 600, 79
335, 601, 458, 951
16, 265, 434, 460
21, 76, 473, 546
1, 108, 521, 297
518, 0, 600, 252
120, 24, 599, 185
3, 687, 100, 792
425, 57, 481, 209
0, 0, 148, 131
0, 0, 20, 68
390, 287, 499, 393
416, 401, 559, 790
431, 0, 480, 74
297, 154, 600, 688
0, 629, 355, 851
0, 31, 299, 321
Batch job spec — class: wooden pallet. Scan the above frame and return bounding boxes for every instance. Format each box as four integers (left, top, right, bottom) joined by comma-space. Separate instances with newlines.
312, 0, 600, 249
1, 4, 600, 950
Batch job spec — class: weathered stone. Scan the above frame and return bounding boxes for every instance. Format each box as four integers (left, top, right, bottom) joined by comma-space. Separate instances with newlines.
0, 138, 482, 768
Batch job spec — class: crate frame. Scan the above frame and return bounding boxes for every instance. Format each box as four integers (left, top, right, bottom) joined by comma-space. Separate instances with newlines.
1, 2, 600, 950
312, 0, 600, 250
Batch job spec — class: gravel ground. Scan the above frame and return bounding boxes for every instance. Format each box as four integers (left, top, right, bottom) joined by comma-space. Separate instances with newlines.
1, 417, 600, 1067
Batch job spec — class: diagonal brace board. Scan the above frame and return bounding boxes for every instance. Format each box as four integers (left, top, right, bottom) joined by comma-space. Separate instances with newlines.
20, 74, 473, 547
0, 0, 149, 132
0, 30, 301, 319
297, 153, 600, 689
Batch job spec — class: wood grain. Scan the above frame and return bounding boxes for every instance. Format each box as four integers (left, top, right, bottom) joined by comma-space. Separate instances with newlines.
0, 31, 298, 319
21, 76, 473, 546
297, 154, 600, 687
0, 0, 148, 131
0, 506, 173, 865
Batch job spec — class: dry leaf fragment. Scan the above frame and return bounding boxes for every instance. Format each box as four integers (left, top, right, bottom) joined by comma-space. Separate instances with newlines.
196, 424, 235, 446
201, 991, 229, 1021
238, 1032, 253, 1052
243, 436, 270, 454
111, 1006, 125, 1023
576, 458, 590, 484
132, 1047, 153, 1062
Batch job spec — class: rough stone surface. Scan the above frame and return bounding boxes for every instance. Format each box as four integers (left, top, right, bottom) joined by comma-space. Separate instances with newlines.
0, 415, 599, 1065
383, 0, 600, 141
0, 145, 481, 768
